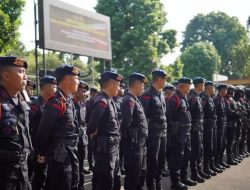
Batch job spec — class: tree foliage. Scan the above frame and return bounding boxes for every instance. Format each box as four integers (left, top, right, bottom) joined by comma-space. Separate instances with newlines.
181, 12, 249, 79
160, 58, 183, 82
180, 42, 221, 80
0, 0, 25, 54
95, 0, 177, 79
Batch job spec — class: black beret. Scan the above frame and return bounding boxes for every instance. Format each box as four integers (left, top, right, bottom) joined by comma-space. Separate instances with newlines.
55, 64, 80, 78
163, 84, 175, 91
26, 80, 36, 89
152, 69, 168, 79
40, 75, 57, 85
78, 80, 89, 90
100, 71, 123, 82
129, 72, 148, 84
193, 77, 206, 84
0, 56, 28, 69
205, 81, 215, 87
227, 85, 235, 91
245, 88, 250, 96
172, 81, 179, 86
216, 83, 227, 90
90, 88, 98, 93
178, 77, 193, 84
235, 85, 245, 92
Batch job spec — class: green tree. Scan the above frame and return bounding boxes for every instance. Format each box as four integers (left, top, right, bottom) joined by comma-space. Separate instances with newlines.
181, 12, 249, 79
180, 42, 221, 80
95, 0, 177, 79
160, 58, 183, 81
0, 0, 25, 54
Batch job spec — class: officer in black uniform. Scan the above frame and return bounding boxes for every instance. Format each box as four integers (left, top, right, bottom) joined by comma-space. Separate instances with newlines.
200, 81, 221, 176
213, 84, 230, 170
167, 77, 196, 190
87, 71, 123, 190
85, 87, 99, 172
73, 80, 90, 190
188, 77, 210, 183
26, 79, 37, 100
121, 73, 148, 190
140, 69, 168, 190
29, 75, 57, 190
224, 85, 239, 166
37, 64, 80, 190
245, 88, 250, 153
0, 56, 33, 190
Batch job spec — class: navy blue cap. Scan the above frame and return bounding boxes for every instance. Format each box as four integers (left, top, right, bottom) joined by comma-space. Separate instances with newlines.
55, 64, 80, 78
40, 75, 57, 85
129, 72, 148, 84
193, 77, 206, 84
163, 84, 175, 91
26, 80, 36, 89
90, 88, 98, 93
178, 77, 193, 84
217, 83, 227, 90
152, 69, 168, 79
78, 80, 89, 90
0, 56, 28, 69
205, 81, 215, 87
100, 71, 123, 82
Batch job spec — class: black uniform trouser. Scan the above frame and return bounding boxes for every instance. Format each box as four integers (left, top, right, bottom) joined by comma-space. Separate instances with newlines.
203, 121, 215, 164
247, 128, 250, 152
240, 121, 248, 154
190, 129, 203, 176
0, 160, 31, 190
93, 136, 121, 190
169, 126, 191, 182
78, 137, 87, 190
32, 154, 48, 190
216, 122, 226, 163
87, 135, 95, 169
47, 144, 79, 190
234, 122, 242, 157
226, 122, 236, 158
123, 138, 147, 190
146, 134, 167, 186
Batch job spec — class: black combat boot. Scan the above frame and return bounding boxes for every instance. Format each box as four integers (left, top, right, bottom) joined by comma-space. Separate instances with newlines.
204, 159, 217, 176
180, 176, 197, 186
156, 180, 163, 190
170, 176, 188, 190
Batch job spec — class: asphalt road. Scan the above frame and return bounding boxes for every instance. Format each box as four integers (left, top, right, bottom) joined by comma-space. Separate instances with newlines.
83, 156, 250, 190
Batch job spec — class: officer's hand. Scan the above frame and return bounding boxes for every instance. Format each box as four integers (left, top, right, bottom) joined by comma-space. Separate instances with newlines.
37, 154, 46, 164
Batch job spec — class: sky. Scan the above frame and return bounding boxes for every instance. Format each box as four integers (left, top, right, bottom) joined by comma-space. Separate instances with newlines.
19, 0, 250, 64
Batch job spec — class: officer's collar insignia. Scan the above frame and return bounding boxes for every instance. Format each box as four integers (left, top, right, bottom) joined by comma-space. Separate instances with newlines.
72, 66, 80, 75
13, 57, 25, 67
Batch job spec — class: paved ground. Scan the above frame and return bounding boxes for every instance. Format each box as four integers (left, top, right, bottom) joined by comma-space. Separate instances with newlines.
84, 156, 250, 190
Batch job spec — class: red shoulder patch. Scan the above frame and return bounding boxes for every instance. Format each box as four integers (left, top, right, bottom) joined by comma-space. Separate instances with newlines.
143, 95, 151, 100
31, 104, 38, 111
98, 101, 107, 109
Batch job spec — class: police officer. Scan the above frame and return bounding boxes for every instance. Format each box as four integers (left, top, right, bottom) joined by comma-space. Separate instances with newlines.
200, 81, 221, 176
140, 69, 168, 190
0, 56, 33, 190
188, 77, 210, 183
29, 75, 57, 190
73, 80, 90, 190
26, 79, 37, 99
167, 77, 196, 190
224, 85, 239, 166
37, 64, 80, 190
87, 71, 123, 190
85, 87, 99, 172
121, 73, 148, 190
245, 88, 250, 153
214, 84, 230, 170
163, 84, 175, 101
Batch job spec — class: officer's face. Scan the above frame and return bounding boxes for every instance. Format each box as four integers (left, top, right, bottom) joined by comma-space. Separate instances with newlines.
136, 81, 145, 96
111, 80, 120, 97
25, 85, 34, 97
76, 87, 88, 101
220, 88, 227, 97
182, 83, 191, 95
158, 77, 167, 89
46, 84, 57, 96
3, 67, 27, 93
68, 75, 79, 93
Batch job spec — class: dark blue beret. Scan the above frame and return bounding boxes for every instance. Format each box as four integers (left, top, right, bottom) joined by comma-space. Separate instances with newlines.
78, 80, 89, 90
172, 81, 179, 86
40, 75, 57, 85
26, 80, 36, 89
217, 83, 227, 90
0, 56, 28, 69
163, 84, 175, 91
55, 64, 80, 78
178, 77, 193, 84
90, 88, 98, 93
245, 88, 250, 96
100, 71, 123, 82
235, 85, 245, 92
193, 77, 206, 84
227, 85, 235, 91
205, 81, 215, 87
129, 72, 148, 84
152, 69, 168, 79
